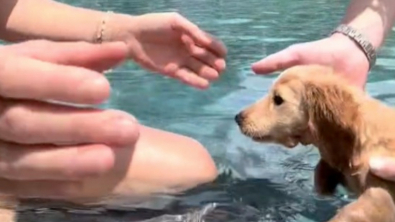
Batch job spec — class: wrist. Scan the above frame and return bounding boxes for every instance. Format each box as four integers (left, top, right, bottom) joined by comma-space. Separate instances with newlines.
101, 13, 147, 62
340, 22, 385, 50
330, 25, 377, 70
339, 0, 395, 50
101, 13, 139, 44
328, 33, 370, 87
330, 32, 367, 54
329, 33, 369, 66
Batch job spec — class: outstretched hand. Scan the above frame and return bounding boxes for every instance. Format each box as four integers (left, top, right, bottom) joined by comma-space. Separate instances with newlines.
251, 34, 370, 89
110, 12, 227, 89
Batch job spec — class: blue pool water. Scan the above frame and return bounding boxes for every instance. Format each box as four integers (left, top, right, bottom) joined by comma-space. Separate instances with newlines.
15, 0, 395, 221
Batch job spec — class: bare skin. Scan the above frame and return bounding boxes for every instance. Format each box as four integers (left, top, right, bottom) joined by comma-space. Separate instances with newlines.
0, 40, 218, 212
0, 0, 226, 208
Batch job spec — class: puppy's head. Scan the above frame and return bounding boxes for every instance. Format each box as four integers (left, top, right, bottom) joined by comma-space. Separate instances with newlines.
235, 65, 359, 149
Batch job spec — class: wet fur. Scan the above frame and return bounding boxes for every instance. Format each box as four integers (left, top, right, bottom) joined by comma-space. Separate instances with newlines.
236, 65, 395, 221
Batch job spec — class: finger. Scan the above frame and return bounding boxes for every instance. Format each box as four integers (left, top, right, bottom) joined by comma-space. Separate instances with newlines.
0, 54, 111, 104
0, 178, 83, 199
172, 67, 209, 90
369, 158, 395, 181
36, 41, 128, 72
182, 34, 226, 73
251, 46, 301, 74
172, 14, 227, 57
185, 57, 219, 81
0, 100, 139, 146
0, 142, 115, 181
4, 40, 129, 72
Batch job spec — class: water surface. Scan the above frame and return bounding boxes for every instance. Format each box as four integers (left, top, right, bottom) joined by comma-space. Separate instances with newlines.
16, 0, 395, 221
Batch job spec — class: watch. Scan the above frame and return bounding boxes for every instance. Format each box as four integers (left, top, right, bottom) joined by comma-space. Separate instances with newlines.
331, 24, 377, 70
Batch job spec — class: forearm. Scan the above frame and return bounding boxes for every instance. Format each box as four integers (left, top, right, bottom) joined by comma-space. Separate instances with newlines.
339, 0, 395, 49
0, 0, 105, 43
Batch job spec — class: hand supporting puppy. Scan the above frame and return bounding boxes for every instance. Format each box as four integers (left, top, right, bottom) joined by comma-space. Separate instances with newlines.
316, 159, 395, 222
369, 158, 395, 182
328, 187, 395, 222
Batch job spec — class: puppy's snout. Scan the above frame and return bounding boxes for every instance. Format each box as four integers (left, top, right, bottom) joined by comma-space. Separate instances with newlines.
235, 112, 245, 126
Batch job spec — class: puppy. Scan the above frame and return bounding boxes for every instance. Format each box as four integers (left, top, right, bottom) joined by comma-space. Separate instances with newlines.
235, 65, 395, 222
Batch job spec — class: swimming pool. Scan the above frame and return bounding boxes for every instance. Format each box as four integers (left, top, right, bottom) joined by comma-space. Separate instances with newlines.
16, 0, 395, 221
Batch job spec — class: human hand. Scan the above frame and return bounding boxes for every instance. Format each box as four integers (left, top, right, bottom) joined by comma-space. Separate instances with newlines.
0, 40, 139, 199
369, 157, 395, 182
251, 33, 371, 89
108, 12, 227, 89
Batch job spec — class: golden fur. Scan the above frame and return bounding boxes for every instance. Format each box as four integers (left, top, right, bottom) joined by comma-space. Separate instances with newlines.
235, 65, 395, 221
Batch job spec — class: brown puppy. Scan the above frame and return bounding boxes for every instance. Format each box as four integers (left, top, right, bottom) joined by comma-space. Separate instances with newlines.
235, 64, 395, 222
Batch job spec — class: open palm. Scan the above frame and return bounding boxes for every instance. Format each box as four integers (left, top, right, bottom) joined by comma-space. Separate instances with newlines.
117, 13, 227, 89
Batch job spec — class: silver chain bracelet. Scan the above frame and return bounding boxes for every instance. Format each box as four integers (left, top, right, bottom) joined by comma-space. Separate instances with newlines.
331, 24, 377, 70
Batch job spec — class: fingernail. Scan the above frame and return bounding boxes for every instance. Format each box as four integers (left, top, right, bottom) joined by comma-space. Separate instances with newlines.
103, 69, 114, 74
105, 113, 140, 147
83, 76, 111, 104
91, 76, 110, 88
369, 158, 386, 171
215, 60, 226, 72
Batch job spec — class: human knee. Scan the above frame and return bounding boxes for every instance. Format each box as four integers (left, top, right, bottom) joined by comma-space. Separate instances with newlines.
179, 137, 218, 186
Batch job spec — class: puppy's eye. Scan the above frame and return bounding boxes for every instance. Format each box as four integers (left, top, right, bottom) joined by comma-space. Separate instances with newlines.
273, 94, 284, 106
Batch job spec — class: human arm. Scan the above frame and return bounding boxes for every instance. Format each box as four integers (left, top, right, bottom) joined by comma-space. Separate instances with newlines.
251, 0, 395, 88
0, 40, 217, 203
0, 0, 105, 42
338, 0, 395, 49
0, 0, 227, 89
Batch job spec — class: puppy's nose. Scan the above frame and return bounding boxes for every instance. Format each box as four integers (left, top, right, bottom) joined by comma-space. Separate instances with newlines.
234, 113, 244, 125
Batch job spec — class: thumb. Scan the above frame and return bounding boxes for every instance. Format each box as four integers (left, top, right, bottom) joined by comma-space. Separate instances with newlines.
369, 157, 395, 181
251, 46, 301, 75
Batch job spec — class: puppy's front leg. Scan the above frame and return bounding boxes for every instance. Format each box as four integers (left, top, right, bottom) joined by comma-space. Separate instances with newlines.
327, 187, 395, 222
314, 159, 344, 196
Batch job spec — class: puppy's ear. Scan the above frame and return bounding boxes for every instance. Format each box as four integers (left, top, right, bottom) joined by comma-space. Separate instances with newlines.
303, 81, 361, 164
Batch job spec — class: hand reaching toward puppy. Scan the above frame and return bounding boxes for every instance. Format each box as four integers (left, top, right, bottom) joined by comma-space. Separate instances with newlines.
109, 12, 227, 90
251, 33, 370, 89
